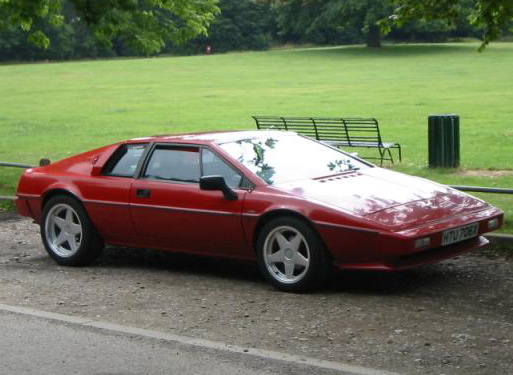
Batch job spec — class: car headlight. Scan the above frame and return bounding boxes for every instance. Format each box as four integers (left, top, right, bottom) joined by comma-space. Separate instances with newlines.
415, 237, 431, 249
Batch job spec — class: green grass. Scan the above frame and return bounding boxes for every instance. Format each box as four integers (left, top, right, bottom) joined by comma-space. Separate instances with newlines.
0, 43, 511, 231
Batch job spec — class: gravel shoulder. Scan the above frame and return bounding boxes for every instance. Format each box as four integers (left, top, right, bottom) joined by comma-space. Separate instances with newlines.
1, 216, 512, 375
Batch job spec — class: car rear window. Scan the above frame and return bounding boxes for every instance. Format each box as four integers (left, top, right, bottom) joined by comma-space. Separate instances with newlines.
103, 143, 147, 178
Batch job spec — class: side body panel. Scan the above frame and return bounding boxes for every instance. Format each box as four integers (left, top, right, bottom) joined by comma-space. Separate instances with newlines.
80, 176, 135, 243
129, 179, 252, 258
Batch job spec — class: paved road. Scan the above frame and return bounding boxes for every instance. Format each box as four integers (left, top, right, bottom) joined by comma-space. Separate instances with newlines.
0, 308, 386, 375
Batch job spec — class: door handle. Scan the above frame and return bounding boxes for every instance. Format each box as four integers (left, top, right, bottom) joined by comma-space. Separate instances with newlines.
136, 189, 151, 198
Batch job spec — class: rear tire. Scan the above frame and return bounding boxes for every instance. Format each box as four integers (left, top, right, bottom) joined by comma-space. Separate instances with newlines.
257, 217, 331, 293
41, 196, 103, 266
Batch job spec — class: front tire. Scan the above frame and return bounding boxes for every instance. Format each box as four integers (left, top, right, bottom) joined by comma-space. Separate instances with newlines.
257, 217, 331, 293
41, 196, 103, 266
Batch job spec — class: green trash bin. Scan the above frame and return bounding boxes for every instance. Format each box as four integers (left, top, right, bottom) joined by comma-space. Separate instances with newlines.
428, 114, 460, 168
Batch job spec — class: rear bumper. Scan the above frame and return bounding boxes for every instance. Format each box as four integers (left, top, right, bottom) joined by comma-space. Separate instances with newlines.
16, 197, 32, 217
16, 194, 41, 222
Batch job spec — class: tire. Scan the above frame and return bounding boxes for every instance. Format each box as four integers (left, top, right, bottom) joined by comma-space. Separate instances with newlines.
41, 195, 104, 266
256, 217, 331, 293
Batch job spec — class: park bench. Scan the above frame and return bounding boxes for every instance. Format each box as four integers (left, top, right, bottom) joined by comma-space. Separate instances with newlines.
252, 116, 402, 165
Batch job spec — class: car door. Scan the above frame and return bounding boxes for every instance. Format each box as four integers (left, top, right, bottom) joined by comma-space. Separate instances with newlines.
130, 144, 250, 258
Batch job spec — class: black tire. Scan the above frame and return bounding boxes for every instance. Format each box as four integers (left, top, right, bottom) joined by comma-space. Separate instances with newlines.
41, 195, 104, 266
256, 216, 331, 293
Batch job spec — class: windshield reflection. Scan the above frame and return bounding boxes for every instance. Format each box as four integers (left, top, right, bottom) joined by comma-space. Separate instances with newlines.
249, 137, 277, 183
327, 159, 358, 173
220, 134, 368, 185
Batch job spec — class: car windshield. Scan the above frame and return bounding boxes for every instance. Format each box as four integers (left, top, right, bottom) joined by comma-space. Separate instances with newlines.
218, 133, 369, 185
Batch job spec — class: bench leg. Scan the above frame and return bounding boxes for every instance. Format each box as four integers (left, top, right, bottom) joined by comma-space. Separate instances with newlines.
378, 148, 385, 166
378, 147, 395, 166
387, 148, 394, 164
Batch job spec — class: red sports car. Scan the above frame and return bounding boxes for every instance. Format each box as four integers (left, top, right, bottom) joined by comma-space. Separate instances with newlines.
16, 131, 503, 292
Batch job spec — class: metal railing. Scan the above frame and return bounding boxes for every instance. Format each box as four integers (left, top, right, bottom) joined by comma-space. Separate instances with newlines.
451, 186, 513, 195
0, 162, 36, 201
0, 162, 35, 169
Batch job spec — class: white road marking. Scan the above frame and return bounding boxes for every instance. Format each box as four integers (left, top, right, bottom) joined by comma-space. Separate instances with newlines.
0, 302, 400, 375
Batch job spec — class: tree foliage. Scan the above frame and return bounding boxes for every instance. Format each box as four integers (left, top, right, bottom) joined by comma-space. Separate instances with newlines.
0, 0, 273, 60
270, 0, 471, 48
272, 0, 392, 47
173, 0, 274, 54
0, 0, 220, 54
272, 0, 512, 49
389, 0, 513, 50
1, 0, 512, 61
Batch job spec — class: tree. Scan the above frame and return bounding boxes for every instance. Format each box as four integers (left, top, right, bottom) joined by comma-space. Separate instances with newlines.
272, 0, 511, 49
389, 0, 513, 50
175, 0, 274, 54
0, 0, 275, 61
205, 0, 273, 52
272, 0, 393, 48
0, 0, 220, 54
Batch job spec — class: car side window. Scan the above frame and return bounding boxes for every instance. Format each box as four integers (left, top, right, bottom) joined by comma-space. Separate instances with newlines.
143, 146, 201, 183
103, 143, 147, 178
202, 148, 242, 189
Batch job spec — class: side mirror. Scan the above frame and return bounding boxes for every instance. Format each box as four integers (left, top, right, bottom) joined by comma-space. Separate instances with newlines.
200, 175, 238, 201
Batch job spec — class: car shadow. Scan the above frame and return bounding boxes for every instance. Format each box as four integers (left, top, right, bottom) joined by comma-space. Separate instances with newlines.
96, 246, 460, 296
99, 246, 265, 285
322, 266, 459, 295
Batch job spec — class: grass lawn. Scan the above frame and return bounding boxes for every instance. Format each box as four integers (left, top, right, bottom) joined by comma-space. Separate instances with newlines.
0, 42, 511, 231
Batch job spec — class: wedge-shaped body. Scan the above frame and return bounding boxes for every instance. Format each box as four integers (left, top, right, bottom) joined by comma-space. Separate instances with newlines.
16, 131, 503, 292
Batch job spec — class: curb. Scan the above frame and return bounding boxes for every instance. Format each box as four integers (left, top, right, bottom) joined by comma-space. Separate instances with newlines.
0, 303, 400, 375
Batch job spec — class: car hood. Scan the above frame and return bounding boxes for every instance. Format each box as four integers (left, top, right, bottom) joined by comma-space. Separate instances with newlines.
274, 168, 488, 228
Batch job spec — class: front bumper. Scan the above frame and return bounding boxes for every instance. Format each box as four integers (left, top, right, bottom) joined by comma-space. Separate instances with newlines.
337, 236, 488, 271
320, 206, 503, 270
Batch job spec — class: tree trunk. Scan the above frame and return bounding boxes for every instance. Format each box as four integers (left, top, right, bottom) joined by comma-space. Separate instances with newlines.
366, 24, 381, 48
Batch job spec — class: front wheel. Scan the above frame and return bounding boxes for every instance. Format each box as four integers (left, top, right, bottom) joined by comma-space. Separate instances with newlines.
41, 196, 103, 266
257, 217, 331, 293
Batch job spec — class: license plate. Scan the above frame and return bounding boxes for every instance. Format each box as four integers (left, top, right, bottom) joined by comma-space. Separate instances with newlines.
442, 223, 479, 246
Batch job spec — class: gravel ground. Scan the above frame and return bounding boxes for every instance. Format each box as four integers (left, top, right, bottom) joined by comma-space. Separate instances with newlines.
1, 215, 512, 375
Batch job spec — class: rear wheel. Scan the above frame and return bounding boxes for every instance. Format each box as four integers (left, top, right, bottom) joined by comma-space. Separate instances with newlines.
41, 196, 103, 266
257, 217, 331, 293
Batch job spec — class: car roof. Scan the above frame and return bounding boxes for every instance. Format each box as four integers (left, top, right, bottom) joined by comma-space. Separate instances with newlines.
126, 130, 296, 145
